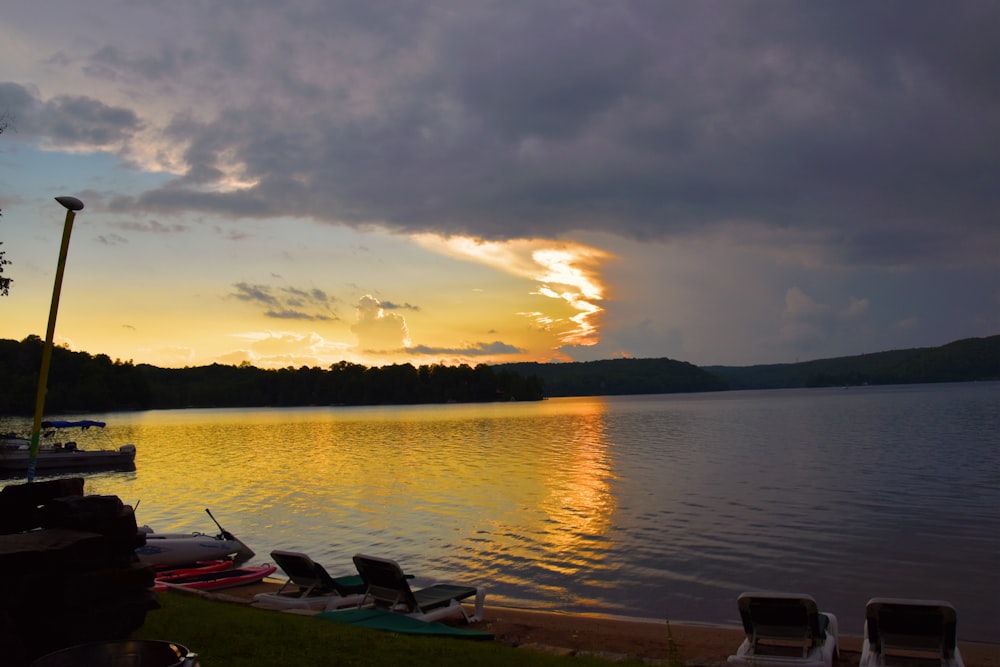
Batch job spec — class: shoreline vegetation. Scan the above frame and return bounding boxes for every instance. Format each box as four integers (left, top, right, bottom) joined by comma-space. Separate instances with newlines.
0, 333, 997, 415
137, 583, 1000, 667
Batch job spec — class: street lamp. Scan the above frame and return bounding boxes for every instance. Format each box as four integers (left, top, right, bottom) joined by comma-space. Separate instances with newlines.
27, 196, 85, 482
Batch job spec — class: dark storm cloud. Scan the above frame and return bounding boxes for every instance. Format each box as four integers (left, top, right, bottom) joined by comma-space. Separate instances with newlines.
0, 83, 140, 147
23, 2, 1000, 266
85, 45, 198, 82
0, 83, 35, 121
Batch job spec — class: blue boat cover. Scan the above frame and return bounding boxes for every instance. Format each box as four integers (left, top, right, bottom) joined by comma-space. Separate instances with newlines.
318, 608, 494, 640
41, 420, 107, 429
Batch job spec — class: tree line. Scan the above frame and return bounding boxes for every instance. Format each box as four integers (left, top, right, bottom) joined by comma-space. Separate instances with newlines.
1, 333, 997, 416
0, 336, 543, 415
496, 357, 728, 396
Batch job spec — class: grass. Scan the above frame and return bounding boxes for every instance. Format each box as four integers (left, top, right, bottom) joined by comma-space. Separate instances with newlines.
135, 593, 649, 667
665, 621, 685, 667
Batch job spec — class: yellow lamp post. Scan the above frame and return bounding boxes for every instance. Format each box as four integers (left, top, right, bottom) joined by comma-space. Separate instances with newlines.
27, 196, 85, 482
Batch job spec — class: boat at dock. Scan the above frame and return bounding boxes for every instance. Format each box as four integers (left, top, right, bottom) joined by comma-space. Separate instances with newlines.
0, 420, 136, 475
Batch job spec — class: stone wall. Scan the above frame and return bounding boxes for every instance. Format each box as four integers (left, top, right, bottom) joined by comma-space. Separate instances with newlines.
0, 478, 158, 666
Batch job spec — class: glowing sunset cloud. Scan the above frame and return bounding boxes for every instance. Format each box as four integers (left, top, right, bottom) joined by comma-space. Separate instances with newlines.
530, 248, 605, 347
351, 294, 412, 352
412, 234, 609, 349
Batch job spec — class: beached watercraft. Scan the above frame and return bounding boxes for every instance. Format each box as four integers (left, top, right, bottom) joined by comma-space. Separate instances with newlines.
154, 564, 277, 592
0, 420, 136, 474
136, 509, 256, 569
154, 559, 235, 577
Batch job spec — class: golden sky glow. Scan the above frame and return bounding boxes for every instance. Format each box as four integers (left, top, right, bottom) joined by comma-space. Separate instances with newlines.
0, 206, 615, 368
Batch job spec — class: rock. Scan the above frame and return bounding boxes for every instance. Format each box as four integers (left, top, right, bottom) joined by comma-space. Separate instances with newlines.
0, 478, 157, 666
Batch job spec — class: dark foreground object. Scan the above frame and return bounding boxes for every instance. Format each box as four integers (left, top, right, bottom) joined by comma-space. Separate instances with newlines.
31, 639, 198, 667
0, 478, 158, 666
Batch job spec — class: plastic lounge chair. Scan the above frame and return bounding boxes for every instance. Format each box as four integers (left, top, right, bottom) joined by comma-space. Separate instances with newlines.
859, 598, 965, 667
252, 550, 367, 611
727, 592, 839, 667
352, 553, 486, 623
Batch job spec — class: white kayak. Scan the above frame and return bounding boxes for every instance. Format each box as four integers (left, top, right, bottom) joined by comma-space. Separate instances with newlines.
135, 509, 255, 569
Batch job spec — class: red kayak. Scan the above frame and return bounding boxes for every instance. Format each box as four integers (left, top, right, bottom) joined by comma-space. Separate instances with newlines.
154, 564, 277, 592
155, 559, 234, 578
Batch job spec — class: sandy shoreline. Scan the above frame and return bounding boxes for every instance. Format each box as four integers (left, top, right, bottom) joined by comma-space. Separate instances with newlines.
473, 606, 999, 666
189, 581, 999, 666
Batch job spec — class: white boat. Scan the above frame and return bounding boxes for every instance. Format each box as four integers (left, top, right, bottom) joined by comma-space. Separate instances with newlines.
0, 419, 136, 474
136, 509, 256, 569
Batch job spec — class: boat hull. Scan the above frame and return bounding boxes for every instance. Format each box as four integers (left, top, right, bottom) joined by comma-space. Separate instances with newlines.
137, 532, 256, 569
154, 565, 277, 592
155, 560, 235, 577
0, 444, 136, 473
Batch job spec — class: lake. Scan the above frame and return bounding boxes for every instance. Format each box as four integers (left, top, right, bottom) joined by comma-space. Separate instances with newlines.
3, 382, 998, 642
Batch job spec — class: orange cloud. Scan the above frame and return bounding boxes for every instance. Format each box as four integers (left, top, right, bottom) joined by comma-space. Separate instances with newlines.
351, 294, 411, 351
411, 234, 609, 348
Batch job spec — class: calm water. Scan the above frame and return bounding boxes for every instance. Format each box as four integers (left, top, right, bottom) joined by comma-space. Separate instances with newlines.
3, 383, 998, 642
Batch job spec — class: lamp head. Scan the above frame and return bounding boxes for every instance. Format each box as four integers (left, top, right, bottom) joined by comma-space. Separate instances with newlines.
54, 196, 84, 211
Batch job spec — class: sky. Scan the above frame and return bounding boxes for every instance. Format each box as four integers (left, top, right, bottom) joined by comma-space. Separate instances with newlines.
1, 2, 998, 370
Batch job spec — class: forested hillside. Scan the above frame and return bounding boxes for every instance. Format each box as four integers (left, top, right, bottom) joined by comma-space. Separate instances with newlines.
0, 336, 543, 415
497, 357, 727, 397
1, 334, 996, 415
704, 335, 1000, 389
496, 335, 999, 395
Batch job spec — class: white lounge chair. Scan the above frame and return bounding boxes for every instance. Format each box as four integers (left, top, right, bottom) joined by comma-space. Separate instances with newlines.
351, 553, 486, 623
727, 592, 839, 667
859, 598, 964, 667
252, 550, 367, 611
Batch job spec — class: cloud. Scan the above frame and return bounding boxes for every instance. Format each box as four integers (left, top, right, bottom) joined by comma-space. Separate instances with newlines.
4, 3, 997, 269
0, 82, 141, 151
264, 309, 331, 321
115, 220, 188, 234
381, 301, 420, 312
230, 281, 338, 321
407, 341, 524, 356
845, 297, 870, 319
784, 287, 831, 321
350, 294, 410, 352
96, 233, 129, 246
85, 45, 195, 83
224, 330, 352, 369
779, 288, 830, 346
231, 282, 279, 307
145, 345, 196, 367
412, 234, 607, 349
779, 287, 876, 354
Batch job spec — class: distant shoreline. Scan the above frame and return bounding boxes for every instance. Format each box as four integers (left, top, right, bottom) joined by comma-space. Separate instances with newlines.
2, 334, 997, 415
